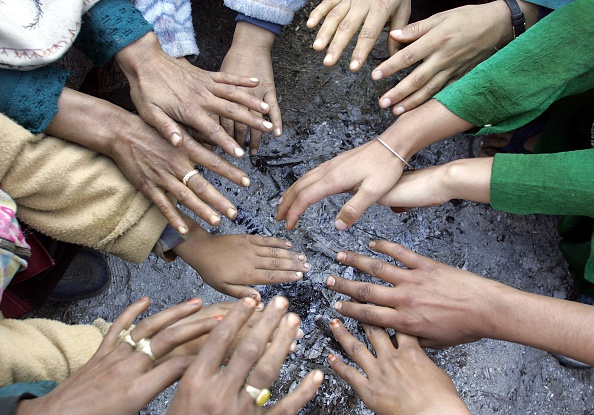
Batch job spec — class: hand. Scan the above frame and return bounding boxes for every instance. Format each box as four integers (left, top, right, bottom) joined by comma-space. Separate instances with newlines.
167, 297, 324, 414
307, 0, 411, 70
328, 320, 470, 415
326, 240, 505, 348
220, 22, 281, 154
275, 136, 406, 230
115, 32, 274, 155
17, 297, 218, 415
173, 228, 312, 300
373, 2, 519, 114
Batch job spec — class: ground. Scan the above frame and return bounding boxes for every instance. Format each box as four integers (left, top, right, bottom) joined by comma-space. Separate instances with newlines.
32, 0, 594, 413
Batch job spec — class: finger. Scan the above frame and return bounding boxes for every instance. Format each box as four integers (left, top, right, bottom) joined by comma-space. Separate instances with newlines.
329, 319, 376, 370
372, 35, 436, 82
103, 297, 151, 349
254, 244, 309, 265
131, 298, 204, 342
151, 317, 220, 361
386, 68, 452, 114
322, 10, 364, 66
307, 0, 342, 29
131, 356, 194, 404
223, 296, 289, 383
268, 370, 324, 415
327, 353, 369, 393
394, 331, 421, 350
326, 275, 396, 307
334, 189, 377, 230
247, 269, 306, 286
266, 91, 282, 137
386, 2, 412, 55
145, 187, 191, 236
335, 249, 401, 283
313, 1, 352, 57
234, 120, 250, 149
390, 16, 434, 43
220, 116, 235, 139
209, 81, 272, 116
168, 174, 223, 226
138, 106, 184, 147
334, 301, 401, 329
349, 14, 386, 71
368, 240, 427, 269
217, 282, 262, 302
250, 235, 297, 250
361, 323, 396, 360
249, 127, 262, 156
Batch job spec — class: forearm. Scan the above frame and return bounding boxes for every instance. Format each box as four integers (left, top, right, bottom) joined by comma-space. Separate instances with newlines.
442, 158, 493, 204
230, 21, 276, 54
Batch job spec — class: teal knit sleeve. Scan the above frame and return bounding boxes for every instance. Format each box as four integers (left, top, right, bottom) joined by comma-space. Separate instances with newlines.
75, 0, 153, 66
0, 66, 69, 133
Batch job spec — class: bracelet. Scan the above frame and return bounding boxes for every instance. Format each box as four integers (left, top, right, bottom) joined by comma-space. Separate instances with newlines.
376, 138, 415, 170
502, 0, 526, 39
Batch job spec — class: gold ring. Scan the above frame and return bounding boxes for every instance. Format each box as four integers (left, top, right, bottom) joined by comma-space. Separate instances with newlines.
135, 337, 156, 361
245, 384, 270, 406
118, 328, 136, 348
182, 169, 200, 186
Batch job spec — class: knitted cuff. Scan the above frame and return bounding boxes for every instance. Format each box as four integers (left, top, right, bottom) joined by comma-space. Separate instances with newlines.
236, 13, 282, 35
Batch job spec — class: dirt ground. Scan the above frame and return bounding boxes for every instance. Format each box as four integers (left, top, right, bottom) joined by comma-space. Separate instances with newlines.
32, 0, 594, 413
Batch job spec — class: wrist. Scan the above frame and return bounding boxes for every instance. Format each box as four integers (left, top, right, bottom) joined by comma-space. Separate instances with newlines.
231, 22, 276, 53
115, 32, 163, 79
442, 158, 492, 203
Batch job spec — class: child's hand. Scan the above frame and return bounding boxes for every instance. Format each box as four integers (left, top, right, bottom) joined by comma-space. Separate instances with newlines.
173, 230, 311, 300
307, 0, 411, 71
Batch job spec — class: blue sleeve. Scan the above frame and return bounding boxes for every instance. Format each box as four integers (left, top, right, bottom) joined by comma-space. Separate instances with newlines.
236, 13, 282, 35
75, 0, 154, 66
224, 0, 307, 25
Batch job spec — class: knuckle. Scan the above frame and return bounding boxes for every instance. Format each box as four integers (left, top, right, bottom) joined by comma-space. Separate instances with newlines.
226, 102, 240, 115
370, 260, 384, 276
207, 122, 222, 135
400, 48, 416, 67
269, 248, 279, 258
271, 257, 281, 268
190, 178, 210, 195
328, 8, 342, 19
350, 341, 366, 355
358, 283, 372, 301
361, 305, 375, 322
265, 269, 277, 282
257, 364, 278, 383
237, 338, 261, 361
337, 20, 352, 32
410, 72, 426, 89
359, 28, 376, 40
342, 204, 361, 221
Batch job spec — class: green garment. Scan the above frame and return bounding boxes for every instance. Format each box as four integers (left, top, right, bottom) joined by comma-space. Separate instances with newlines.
434, 0, 594, 135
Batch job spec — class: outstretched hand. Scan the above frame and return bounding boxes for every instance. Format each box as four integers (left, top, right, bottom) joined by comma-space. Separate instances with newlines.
308, 0, 411, 70
329, 320, 470, 415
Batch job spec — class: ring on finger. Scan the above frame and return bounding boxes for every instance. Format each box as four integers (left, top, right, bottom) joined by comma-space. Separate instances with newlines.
118, 328, 136, 348
245, 384, 271, 407
135, 337, 156, 361
182, 169, 200, 186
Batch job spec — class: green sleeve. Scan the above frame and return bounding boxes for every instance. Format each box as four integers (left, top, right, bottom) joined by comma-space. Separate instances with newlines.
434, 0, 594, 135
490, 149, 594, 217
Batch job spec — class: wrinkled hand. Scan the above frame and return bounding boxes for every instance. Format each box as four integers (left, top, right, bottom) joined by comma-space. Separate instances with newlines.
220, 22, 281, 154
276, 137, 406, 230
373, 2, 514, 114
17, 297, 217, 415
115, 32, 273, 155
173, 229, 312, 300
167, 297, 324, 414
327, 240, 504, 348
329, 320, 470, 414
308, 0, 411, 70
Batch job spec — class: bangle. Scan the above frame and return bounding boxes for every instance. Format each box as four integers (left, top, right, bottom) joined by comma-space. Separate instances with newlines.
376, 138, 415, 171
502, 0, 526, 39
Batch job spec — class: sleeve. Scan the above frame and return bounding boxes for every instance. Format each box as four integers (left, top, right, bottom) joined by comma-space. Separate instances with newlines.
134, 0, 199, 58
75, 0, 154, 66
0, 67, 69, 133
224, 0, 307, 25
490, 149, 594, 217
434, 0, 594, 135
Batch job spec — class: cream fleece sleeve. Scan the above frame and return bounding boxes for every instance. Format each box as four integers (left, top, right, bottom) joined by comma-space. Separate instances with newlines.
0, 315, 110, 387
0, 113, 167, 263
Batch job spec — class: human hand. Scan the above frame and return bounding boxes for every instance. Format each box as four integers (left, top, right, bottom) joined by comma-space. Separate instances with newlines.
307, 0, 411, 70
115, 32, 274, 155
167, 296, 324, 414
326, 240, 506, 348
373, 2, 516, 114
16, 297, 218, 415
276, 136, 406, 230
220, 22, 281, 154
328, 320, 470, 414
173, 229, 312, 300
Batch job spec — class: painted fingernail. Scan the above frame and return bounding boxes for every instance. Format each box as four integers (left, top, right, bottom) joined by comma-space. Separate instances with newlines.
241, 176, 251, 187
323, 54, 333, 64
290, 342, 297, 352
226, 208, 238, 220
178, 225, 188, 235
327, 276, 336, 287
234, 147, 245, 157
335, 219, 348, 230
275, 296, 289, 309
274, 127, 282, 137
313, 38, 323, 49
328, 354, 336, 362
380, 97, 392, 108
188, 297, 202, 305
394, 106, 405, 116
171, 132, 181, 146
243, 297, 257, 307
138, 296, 149, 303
296, 271, 303, 278
250, 77, 259, 83
278, 196, 284, 205
213, 314, 225, 320
334, 301, 342, 311
371, 69, 383, 80
391, 29, 403, 37
210, 215, 221, 226
349, 60, 360, 71
263, 121, 273, 129
260, 102, 270, 111
304, 263, 311, 270
330, 319, 341, 327
336, 252, 346, 261
296, 328, 304, 340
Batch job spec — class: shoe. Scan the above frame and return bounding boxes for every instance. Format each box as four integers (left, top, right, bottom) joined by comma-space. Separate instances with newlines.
49, 247, 111, 301
552, 293, 593, 369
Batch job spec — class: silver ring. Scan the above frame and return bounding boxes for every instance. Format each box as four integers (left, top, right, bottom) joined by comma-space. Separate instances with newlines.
135, 337, 156, 361
182, 169, 200, 186
245, 384, 270, 406
118, 328, 136, 348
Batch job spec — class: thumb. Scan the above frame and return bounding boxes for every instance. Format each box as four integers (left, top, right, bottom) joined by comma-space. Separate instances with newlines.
334, 191, 376, 230
140, 106, 184, 146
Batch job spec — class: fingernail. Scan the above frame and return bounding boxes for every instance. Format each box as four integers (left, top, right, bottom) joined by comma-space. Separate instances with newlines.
274, 127, 282, 136
323, 54, 333, 64
278, 196, 284, 205
138, 296, 149, 303
210, 215, 221, 226
296, 328, 304, 340
188, 297, 202, 305
290, 342, 297, 352
213, 314, 225, 320
285, 241, 293, 248
275, 296, 289, 309
334, 301, 342, 311
349, 60, 360, 71
263, 121, 273, 129
394, 106, 405, 115
287, 313, 300, 327
178, 225, 188, 235
391, 29, 403, 37
226, 208, 237, 220
330, 319, 340, 327
250, 149, 258, 156
371, 69, 383, 80
327, 276, 336, 287
304, 263, 311, 270
250, 77, 259, 83
298, 254, 306, 261
234, 147, 245, 157
171, 132, 181, 146
241, 176, 251, 187
380, 97, 391, 108
336, 252, 346, 261
369, 241, 376, 248
335, 219, 348, 230
307, 18, 314, 27
313, 369, 324, 382
328, 354, 336, 362
243, 297, 257, 307
260, 102, 270, 110
313, 38, 323, 49
255, 302, 265, 311
296, 271, 303, 278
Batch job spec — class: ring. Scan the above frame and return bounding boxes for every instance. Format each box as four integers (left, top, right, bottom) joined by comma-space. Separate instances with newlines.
135, 337, 156, 361
245, 384, 270, 407
118, 328, 136, 348
182, 169, 200, 186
